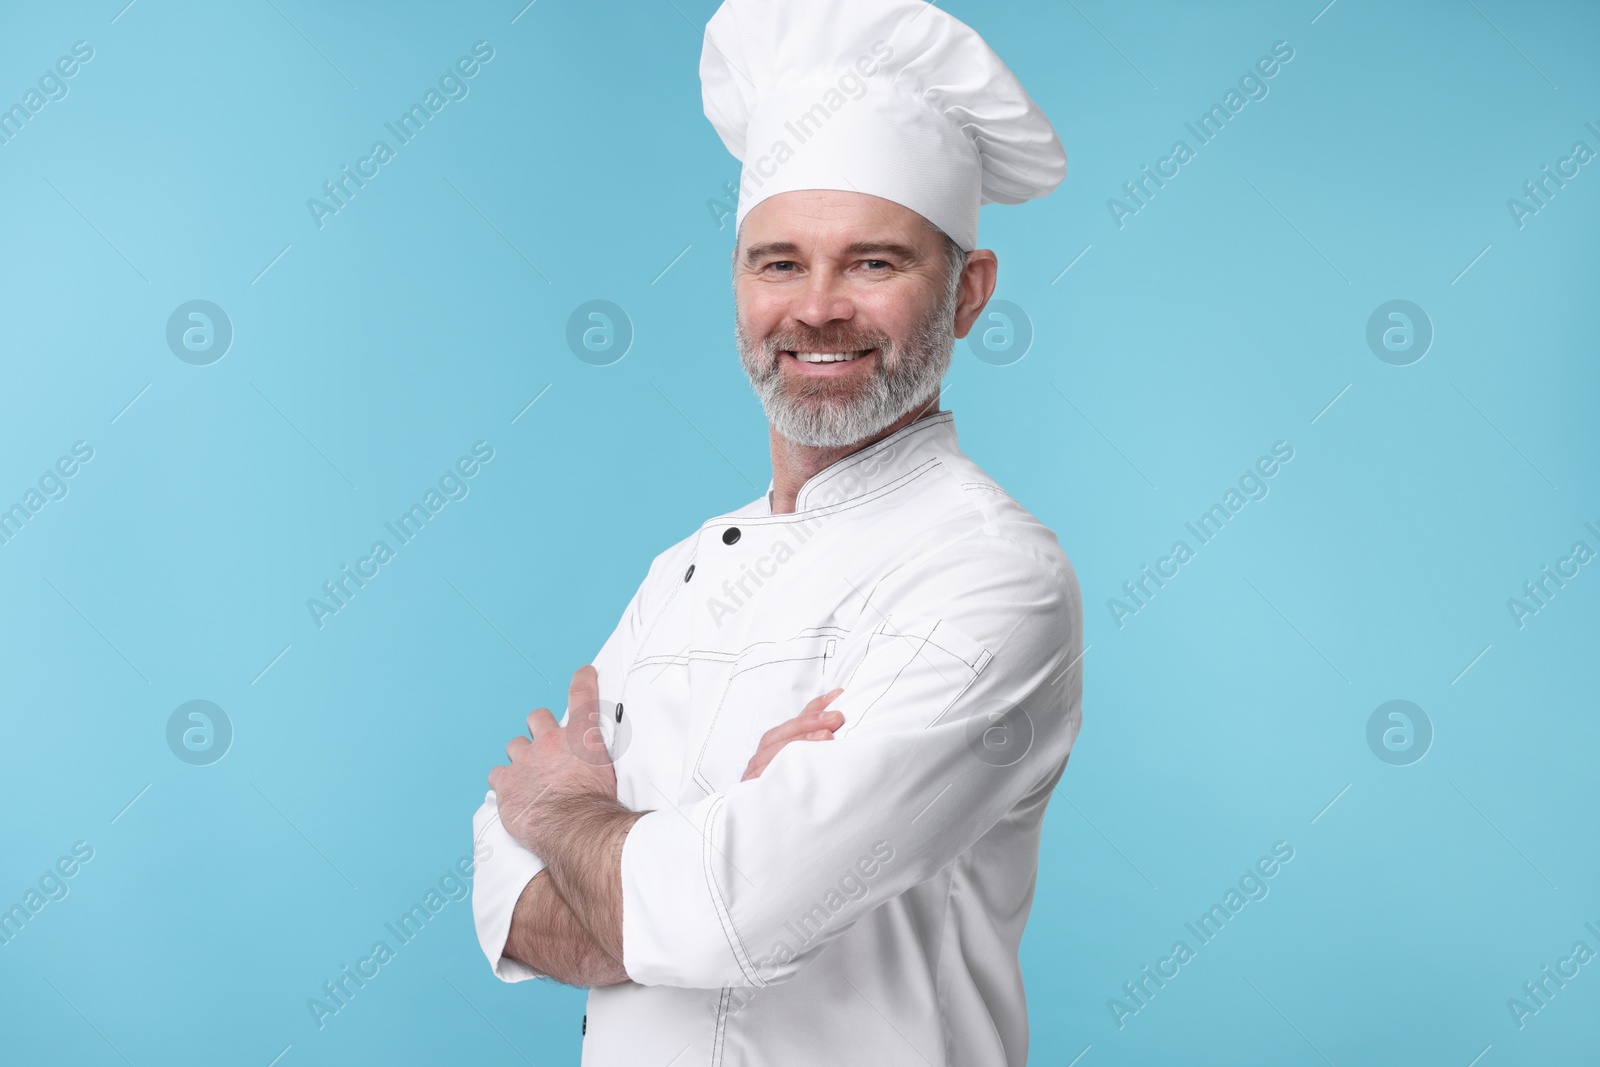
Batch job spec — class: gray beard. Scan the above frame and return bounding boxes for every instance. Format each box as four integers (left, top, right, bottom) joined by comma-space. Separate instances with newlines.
735, 288, 958, 448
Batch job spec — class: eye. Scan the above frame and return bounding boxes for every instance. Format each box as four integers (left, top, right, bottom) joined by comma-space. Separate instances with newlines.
860, 259, 891, 271
763, 260, 799, 275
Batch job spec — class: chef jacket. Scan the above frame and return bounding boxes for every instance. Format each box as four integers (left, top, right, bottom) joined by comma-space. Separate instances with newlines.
472, 410, 1082, 1066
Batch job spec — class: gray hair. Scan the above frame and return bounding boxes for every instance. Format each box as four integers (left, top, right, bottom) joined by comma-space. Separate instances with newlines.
933, 226, 968, 309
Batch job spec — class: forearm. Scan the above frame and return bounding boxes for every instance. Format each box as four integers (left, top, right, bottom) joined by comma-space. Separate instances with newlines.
537, 792, 643, 964
504, 869, 629, 987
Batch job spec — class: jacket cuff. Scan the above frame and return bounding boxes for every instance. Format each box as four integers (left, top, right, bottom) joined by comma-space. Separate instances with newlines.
620, 799, 762, 988
472, 790, 548, 983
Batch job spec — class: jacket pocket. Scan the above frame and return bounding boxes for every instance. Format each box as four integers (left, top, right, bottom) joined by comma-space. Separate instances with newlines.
690, 629, 845, 795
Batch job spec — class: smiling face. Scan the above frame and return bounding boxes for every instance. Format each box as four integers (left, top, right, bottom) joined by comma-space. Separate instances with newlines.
733, 190, 990, 448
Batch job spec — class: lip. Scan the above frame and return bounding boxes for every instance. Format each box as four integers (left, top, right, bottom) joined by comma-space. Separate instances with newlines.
781, 349, 877, 377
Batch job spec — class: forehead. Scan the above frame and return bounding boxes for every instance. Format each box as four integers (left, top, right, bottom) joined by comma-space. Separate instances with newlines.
737, 189, 940, 255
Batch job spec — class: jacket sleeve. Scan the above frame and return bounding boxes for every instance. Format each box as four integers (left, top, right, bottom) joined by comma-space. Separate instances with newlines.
618, 533, 1083, 989
470, 790, 550, 981
470, 556, 662, 982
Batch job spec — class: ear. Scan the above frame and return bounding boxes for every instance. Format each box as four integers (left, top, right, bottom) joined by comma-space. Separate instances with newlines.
951, 250, 999, 339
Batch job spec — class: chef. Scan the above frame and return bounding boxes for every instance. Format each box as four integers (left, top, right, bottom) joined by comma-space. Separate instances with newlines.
472, 0, 1081, 1062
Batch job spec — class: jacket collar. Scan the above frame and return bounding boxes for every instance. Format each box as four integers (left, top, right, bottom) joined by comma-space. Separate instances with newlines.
762, 410, 959, 515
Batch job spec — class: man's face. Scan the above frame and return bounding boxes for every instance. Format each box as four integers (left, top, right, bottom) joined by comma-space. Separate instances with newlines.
733, 190, 963, 448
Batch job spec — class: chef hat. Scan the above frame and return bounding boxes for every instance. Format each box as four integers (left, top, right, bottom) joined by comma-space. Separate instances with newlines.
701, 0, 1065, 252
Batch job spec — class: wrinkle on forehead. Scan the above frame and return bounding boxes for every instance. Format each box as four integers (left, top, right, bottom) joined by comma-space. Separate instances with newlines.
737, 189, 944, 259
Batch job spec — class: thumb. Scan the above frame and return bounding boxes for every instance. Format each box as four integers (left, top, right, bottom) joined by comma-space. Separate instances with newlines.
564, 665, 611, 764
567, 664, 601, 731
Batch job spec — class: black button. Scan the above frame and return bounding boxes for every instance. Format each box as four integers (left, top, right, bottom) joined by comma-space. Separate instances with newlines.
722, 527, 741, 545
615, 702, 624, 723
582, 1014, 587, 1035
684, 563, 695, 582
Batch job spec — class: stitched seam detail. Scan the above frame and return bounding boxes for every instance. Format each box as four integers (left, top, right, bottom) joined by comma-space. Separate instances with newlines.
711, 987, 730, 1067
633, 628, 850, 673
635, 555, 693, 655
934, 864, 960, 1066
700, 795, 763, 987
852, 623, 943, 732
692, 650, 831, 792
909, 633, 988, 671
927, 617, 993, 674
630, 654, 695, 669
699, 457, 942, 532
796, 411, 955, 509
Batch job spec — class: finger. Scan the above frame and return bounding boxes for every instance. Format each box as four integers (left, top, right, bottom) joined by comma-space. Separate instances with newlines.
743, 728, 836, 782
741, 747, 779, 781
751, 724, 836, 768
758, 714, 841, 757
525, 706, 559, 739
756, 688, 843, 747
802, 687, 845, 716
758, 706, 845, 748
758, 714, 819, 749
505, 735, 532, 762
568, 664, 601, 731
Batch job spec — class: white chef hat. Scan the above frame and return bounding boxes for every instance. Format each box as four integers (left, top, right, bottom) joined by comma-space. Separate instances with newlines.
700, 0, 1066, 252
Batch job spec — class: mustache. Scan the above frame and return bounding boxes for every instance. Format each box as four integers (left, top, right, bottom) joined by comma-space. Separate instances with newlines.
760, 328, 892, 355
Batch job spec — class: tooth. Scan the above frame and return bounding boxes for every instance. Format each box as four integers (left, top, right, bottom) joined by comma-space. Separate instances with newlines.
792, 351, 866, 363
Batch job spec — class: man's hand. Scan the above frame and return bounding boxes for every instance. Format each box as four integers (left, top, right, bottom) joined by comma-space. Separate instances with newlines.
741, 687, 845, 781
488, 664, 640, 969
490, 665, 617, 857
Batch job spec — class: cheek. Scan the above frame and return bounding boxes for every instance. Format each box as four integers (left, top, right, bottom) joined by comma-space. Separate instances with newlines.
855, 290, 922, 340
735, 287, 785, 337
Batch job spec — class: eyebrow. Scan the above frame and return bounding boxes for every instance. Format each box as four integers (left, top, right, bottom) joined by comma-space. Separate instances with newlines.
742, 240, 923, 264
743, 241, 802, 263
842, 240, 920, 260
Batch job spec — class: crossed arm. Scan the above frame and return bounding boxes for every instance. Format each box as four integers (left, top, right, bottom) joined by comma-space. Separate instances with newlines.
503, 858, 627, 986
489, 668, 845, 987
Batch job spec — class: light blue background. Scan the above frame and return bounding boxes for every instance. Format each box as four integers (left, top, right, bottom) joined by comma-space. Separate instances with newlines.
1, 1, 1596, 1064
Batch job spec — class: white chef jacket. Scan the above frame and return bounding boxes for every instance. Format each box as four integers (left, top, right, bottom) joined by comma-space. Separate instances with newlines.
472, 410, 1082, 1066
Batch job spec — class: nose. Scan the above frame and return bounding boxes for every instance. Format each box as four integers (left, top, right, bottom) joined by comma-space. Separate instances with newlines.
792, 263, 855, 332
